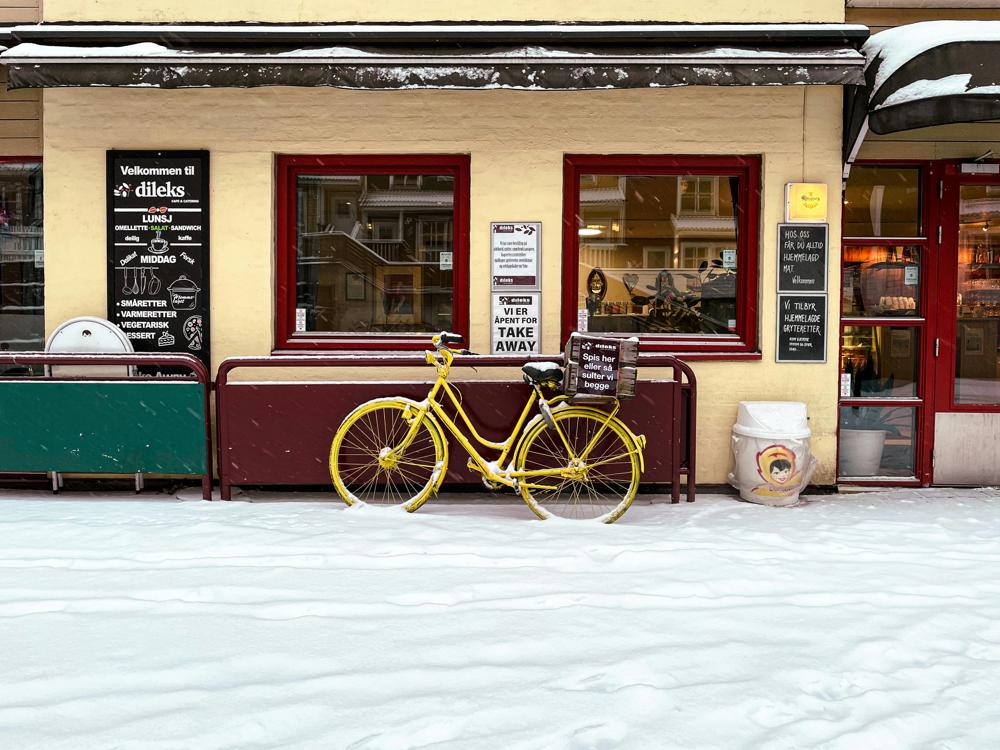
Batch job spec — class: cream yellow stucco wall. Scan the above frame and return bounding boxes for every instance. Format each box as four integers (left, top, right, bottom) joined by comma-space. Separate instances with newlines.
45, 0, 844, 23
43, 85, 844, 485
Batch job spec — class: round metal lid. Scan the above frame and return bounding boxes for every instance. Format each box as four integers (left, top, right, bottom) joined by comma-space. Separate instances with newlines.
45, 316, 134, 354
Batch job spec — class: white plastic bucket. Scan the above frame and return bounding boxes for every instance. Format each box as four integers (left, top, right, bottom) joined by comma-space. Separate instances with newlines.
728, 401, 816, 506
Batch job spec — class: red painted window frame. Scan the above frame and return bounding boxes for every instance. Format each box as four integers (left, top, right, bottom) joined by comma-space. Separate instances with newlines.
561, 154, 760, 356
275, 154, 470, 351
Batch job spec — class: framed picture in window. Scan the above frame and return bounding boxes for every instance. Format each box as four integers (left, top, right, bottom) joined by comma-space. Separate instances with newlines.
963, 325, 984, 356
889, 328, 911, 358
345, 272, 366, 301
375, 266, 422, 326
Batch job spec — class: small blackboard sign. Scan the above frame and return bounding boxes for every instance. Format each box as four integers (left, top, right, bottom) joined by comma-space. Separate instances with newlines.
778, 223, 827, 293
776, 294, 827, 363
107, 151, 210, 369
574, 336, 621, 396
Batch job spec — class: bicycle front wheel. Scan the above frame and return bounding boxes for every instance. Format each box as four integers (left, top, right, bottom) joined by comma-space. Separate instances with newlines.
329, 398, 447, 511
514, 407, 641, 523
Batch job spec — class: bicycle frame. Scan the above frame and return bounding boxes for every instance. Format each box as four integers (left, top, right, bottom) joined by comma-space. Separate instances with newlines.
387, 346, 629, 491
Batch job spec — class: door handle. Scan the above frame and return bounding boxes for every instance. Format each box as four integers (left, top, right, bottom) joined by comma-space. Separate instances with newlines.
935, 338, 940, 358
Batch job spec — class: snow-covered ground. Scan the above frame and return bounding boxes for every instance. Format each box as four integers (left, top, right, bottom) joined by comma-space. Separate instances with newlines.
1, 488, 999, 749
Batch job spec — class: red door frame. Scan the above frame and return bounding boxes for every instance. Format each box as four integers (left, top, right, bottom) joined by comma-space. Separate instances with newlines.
839, 159, 938, 486
932, 163, 1000, 417
839, 159, 1000, 487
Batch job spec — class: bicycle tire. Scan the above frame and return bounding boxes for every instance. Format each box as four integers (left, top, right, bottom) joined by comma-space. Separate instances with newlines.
514, 407, 641, 523
329, 398, 447, 511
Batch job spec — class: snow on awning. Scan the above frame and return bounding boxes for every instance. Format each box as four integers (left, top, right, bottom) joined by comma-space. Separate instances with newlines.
844, 21, 1000, 175
0, 23, 866, 90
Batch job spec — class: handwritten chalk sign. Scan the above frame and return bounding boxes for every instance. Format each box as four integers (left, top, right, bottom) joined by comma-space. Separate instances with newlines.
776, 294, 827, 363
777, 223, 827, 293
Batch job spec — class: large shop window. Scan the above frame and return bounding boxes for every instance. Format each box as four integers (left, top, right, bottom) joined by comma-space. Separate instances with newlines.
0, 159, 43, 355
562, 155, 760, 355
276, 155, 470, 350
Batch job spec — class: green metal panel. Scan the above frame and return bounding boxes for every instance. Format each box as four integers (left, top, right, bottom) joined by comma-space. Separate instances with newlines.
0, 381, 206, 474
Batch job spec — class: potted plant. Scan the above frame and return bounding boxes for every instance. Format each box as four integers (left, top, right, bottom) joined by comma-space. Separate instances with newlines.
838, 404, 904, 477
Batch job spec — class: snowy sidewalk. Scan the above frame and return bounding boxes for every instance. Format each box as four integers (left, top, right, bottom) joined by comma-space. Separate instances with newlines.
1, 488, 999, 749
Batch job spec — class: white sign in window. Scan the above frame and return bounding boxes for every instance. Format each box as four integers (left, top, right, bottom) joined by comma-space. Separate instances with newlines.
491, 222, 540, 290
491, 293, 541, 354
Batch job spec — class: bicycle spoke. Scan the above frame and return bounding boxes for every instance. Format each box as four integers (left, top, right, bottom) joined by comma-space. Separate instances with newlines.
518, 412, 639, 522
331, 401, 443, 509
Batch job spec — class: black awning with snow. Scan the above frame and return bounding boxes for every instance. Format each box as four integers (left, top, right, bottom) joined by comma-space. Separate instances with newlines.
844, 21, 1000, 173
0, 22, 866, 91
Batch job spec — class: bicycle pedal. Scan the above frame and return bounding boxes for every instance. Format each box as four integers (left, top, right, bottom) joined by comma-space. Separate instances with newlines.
466, 458, 484, 474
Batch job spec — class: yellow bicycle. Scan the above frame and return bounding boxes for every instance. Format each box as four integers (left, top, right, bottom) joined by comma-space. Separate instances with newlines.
329, 332, 646, 522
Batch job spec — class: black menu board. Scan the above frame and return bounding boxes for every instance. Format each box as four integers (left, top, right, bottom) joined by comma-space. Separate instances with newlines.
776, 294, 827, 363
777, 223, 827, 293
107, 151, 209, 369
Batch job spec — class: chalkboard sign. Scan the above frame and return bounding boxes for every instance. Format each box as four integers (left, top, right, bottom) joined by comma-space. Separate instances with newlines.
776, 294, 827, 363
563, 333, 638, 399
777, 223, 827, 293
575, 336, 621, 396
107, 151, 210, 369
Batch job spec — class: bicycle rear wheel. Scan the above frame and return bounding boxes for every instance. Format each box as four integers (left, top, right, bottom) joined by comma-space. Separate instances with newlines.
329, 398, 447, 511
514, 407, 641, 523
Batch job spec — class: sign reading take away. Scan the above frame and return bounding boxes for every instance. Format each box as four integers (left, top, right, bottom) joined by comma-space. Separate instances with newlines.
491, 293, 541, 354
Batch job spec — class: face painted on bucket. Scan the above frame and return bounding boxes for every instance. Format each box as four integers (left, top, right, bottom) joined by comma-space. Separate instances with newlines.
756, 446, 797, 485
769, 465, 792, 484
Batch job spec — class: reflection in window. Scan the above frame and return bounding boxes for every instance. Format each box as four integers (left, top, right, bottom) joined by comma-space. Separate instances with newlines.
841, 245, 921, 317
955, 184, 1000, 404
0, 161, 43, 354
577, 173, 739, 336
843, 166, 922, 238
295, 173, 455, 334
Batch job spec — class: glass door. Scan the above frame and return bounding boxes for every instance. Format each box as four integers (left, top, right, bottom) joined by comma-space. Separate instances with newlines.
838, 164, 929, 484
953, 183, 1000, 405
932, 167, 1000, 484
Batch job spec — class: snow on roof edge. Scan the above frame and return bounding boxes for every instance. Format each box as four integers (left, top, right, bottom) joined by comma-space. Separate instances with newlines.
864, 20, 1000, 93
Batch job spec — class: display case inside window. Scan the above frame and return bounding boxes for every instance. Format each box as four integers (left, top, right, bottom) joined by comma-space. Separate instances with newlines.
575, 172, 740, 336
840, 326, 919, 398
0, 161, 44, 355
841, 245, 921, 317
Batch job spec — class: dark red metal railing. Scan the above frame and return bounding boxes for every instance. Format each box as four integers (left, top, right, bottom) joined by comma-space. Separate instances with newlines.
215, 353, 696, 503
